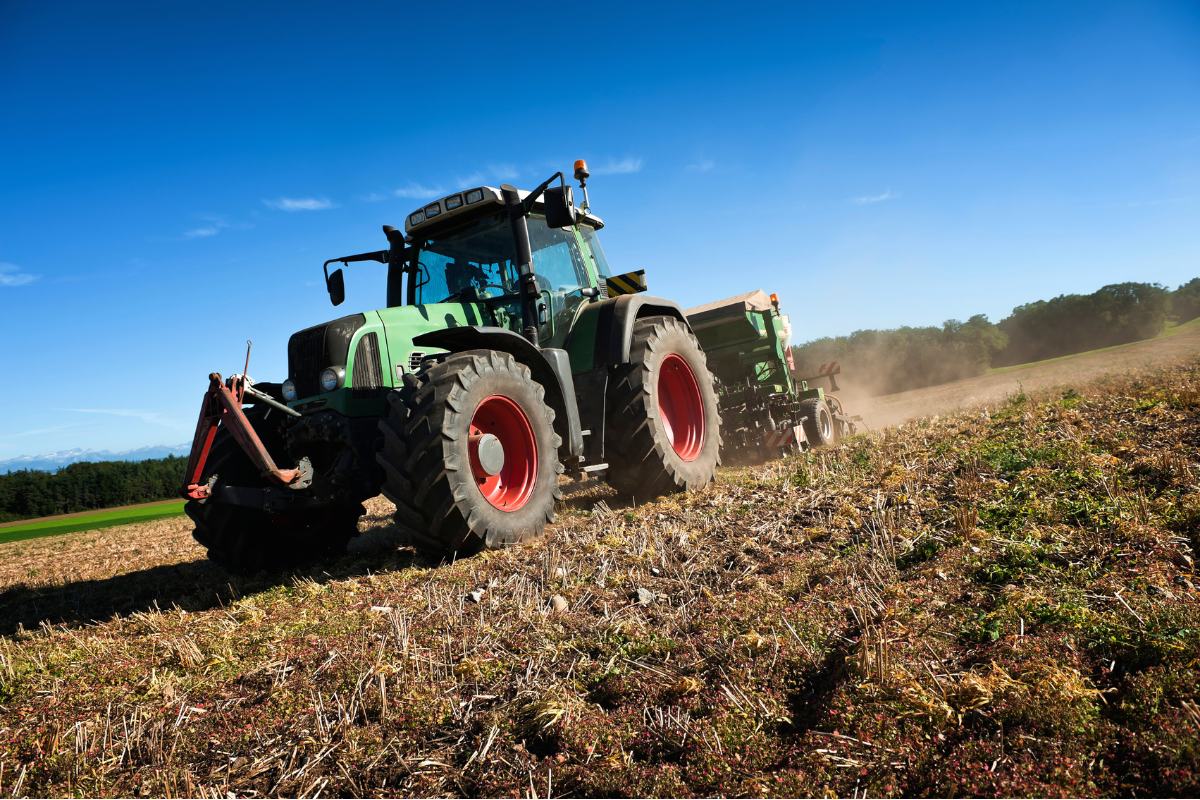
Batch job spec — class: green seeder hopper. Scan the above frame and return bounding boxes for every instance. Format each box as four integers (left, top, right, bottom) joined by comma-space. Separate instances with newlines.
687, 290, 858, 461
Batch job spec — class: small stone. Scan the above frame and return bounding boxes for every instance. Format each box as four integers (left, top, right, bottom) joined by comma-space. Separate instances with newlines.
370, 605, 393, 613
1150, 584, 1176, 600
467, 589, 486, 604
553, 566, 568, 580
650, 567, 662, 576
634, 587, 656, 606
549, 594, 569, 614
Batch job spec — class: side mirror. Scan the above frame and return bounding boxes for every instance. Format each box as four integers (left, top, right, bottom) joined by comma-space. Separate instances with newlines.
543, 185, 577, 228
327, 268, 346, 306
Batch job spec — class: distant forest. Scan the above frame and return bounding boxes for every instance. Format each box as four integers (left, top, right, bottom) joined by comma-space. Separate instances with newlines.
792, 278, 1200, 396
0, 457, 185, 523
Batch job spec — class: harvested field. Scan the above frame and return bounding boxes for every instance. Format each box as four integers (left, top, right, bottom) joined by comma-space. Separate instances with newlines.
1, 362, 1198, 796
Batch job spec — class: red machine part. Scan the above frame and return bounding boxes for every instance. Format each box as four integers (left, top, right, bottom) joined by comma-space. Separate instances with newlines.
467, 394, 539, 511
181, 373, 306, 500
657, 353, 706, 462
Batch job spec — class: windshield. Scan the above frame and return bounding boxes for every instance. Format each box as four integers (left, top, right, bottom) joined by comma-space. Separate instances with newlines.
412, 212, 589, 304
412, 213, 519, 304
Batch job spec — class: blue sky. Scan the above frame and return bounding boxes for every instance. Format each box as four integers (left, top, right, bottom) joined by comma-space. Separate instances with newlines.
1, 0, 1198, 458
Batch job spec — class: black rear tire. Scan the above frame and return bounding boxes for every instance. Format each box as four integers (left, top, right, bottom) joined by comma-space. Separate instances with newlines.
605, 316, 722, 499
185, 408, 362, 574
800, 398, 836, 447
376, 349, 562, 558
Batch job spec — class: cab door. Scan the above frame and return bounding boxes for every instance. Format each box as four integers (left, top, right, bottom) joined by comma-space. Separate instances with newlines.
528, 221, 592, 349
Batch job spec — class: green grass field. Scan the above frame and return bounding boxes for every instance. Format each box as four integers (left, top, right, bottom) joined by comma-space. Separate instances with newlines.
0, 499, 186, 545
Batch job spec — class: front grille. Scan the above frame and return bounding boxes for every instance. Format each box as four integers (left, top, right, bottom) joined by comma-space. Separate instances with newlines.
287, 314, 366, 398
408, 351, 426, 371
288, 326, 327, 398
352, 333, 382, 389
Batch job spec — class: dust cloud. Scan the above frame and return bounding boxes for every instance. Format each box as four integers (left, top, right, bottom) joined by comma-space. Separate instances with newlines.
826, 322, 1200, 430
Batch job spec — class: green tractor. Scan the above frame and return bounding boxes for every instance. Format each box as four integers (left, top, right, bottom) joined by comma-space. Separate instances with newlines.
686, 290, 857, 462
181, 162, 722, 572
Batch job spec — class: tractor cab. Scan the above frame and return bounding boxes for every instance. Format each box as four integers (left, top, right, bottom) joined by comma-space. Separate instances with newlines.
401, 189, 610, 348
318, 176, 614, 354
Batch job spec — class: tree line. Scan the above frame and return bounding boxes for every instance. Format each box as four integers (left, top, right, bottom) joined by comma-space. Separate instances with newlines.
792, 278, 1199, 396
0, 457, 185, 523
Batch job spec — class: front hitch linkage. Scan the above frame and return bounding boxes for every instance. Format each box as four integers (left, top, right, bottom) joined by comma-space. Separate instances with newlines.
181, 372, 313, 501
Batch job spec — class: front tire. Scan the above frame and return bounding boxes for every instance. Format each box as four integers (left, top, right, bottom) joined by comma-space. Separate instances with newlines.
606, 316, 721, 499
377, 350, 563, 558
185, 408, 362, 574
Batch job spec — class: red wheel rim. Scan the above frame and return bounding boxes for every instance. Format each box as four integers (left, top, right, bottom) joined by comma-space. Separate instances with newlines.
468, 395, 538, 511
657, 353, 705, 462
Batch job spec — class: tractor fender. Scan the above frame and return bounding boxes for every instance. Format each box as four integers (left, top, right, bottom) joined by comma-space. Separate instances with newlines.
411, 326, 584, 459
569, 294, 693, 369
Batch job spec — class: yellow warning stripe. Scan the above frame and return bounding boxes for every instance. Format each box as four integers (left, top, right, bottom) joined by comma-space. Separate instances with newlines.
606, 269, 647, 296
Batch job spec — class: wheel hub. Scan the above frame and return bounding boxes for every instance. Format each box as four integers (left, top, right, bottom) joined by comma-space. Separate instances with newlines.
467, 395, 538, 511
470, 432, 506, 476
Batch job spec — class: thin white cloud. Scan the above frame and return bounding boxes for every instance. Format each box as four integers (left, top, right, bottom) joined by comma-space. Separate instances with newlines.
591, 157, 644, 176
63, 408, 183, 429
179, 215, 251, 239
456, 164, 521, 186
686, 158, 715, 173
0, 423, 85, 440
487, 163, 519, 181
1119, 195, 1197, 209
392, 183, 446, 200
0, 262, 38, 287
851, 190, 898, 205
455, 172, 486, 187
263, 196, 334, 211
359, 191, 391, 203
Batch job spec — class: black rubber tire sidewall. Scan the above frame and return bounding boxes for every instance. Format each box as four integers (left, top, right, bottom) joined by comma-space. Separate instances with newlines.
377, 350, 562, 557
800, 398, 835, 447
606, 316, 722, 497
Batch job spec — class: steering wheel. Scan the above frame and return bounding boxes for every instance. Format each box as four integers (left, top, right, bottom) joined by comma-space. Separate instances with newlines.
441, 283, 511, 302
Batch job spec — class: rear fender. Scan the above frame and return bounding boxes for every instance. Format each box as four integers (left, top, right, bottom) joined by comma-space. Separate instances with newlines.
411, 327, 584, 459
566, 294, 692, 370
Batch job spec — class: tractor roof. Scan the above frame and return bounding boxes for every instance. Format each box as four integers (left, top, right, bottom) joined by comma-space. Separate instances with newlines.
405, 186, 604, 236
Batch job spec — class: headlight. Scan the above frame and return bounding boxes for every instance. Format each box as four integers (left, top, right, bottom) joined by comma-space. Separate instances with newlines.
320, 367, 344, 392
282, 379, 297, 402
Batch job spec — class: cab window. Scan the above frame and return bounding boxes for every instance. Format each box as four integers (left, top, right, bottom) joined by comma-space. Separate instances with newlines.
528, 218, 588, 291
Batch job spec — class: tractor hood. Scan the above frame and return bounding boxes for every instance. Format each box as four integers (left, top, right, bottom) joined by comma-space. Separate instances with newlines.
286, 303, 495, 411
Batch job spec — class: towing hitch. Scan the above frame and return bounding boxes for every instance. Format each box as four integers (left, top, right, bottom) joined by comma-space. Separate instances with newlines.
181, 372, 312, 501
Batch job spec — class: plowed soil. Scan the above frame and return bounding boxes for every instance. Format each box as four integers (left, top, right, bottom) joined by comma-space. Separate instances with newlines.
1, 348, 1198, 797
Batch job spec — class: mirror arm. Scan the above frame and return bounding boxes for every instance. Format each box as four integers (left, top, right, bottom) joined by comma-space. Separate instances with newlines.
520, 171, 566, 214
321, 249, 388, 282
